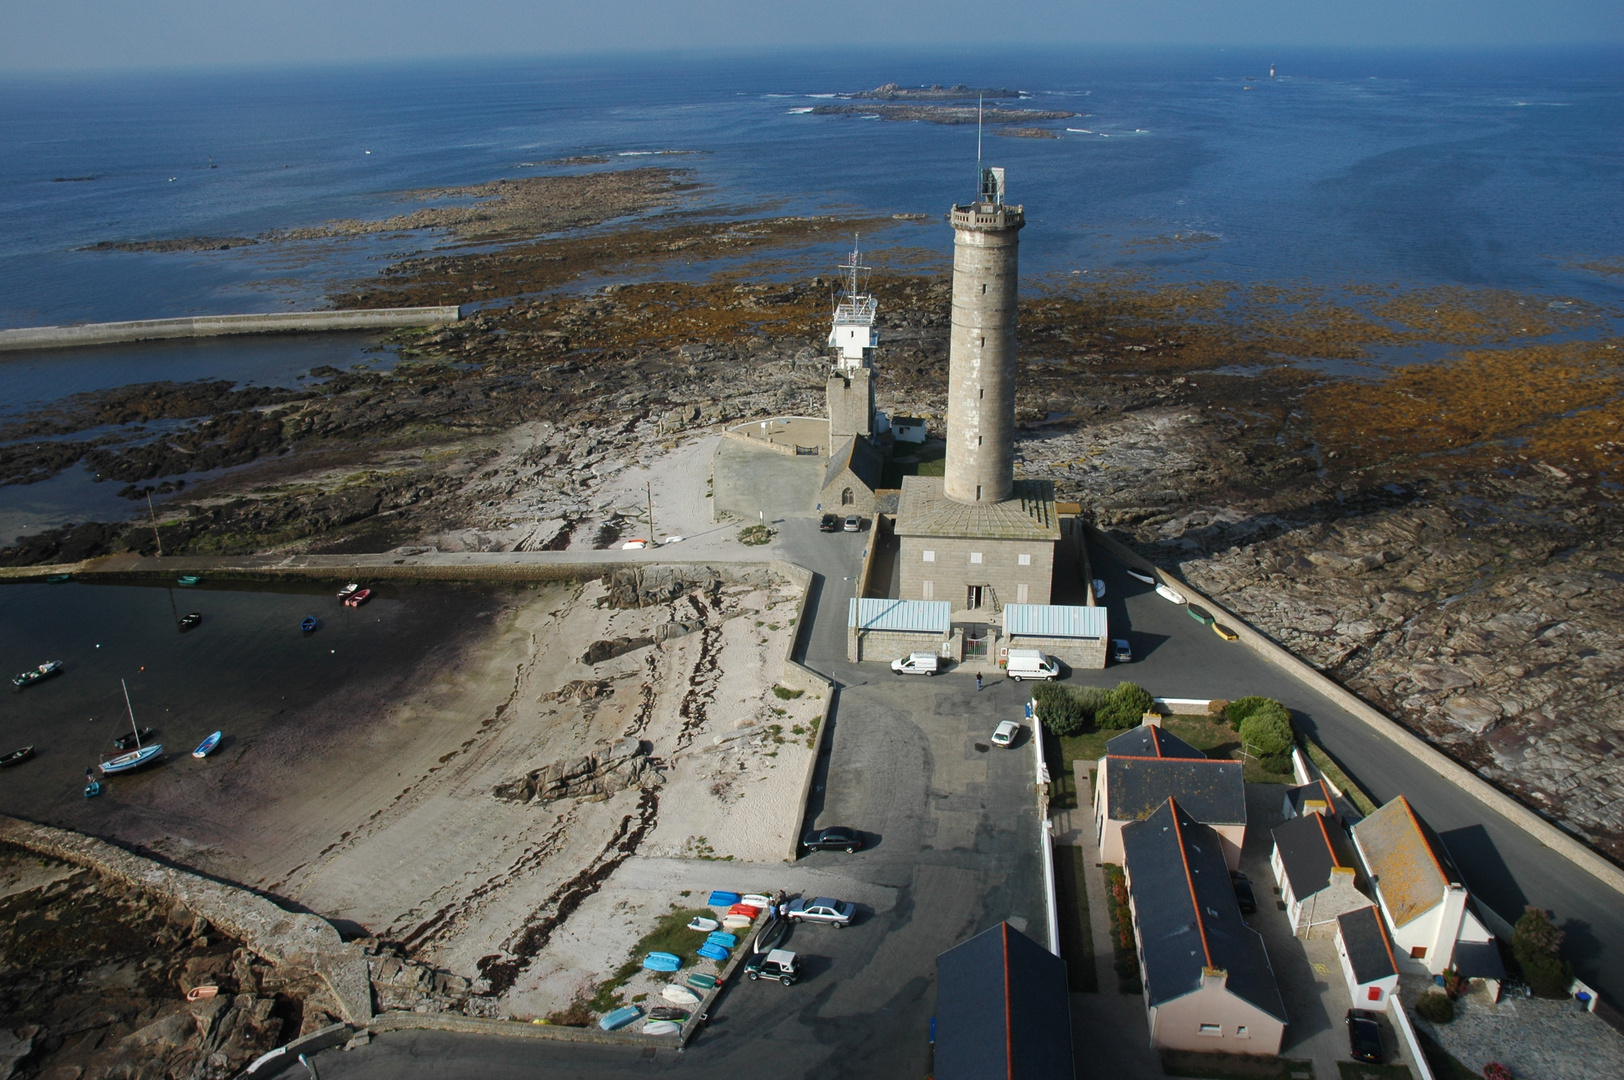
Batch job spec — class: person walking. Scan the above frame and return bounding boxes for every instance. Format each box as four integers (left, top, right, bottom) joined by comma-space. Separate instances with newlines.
975, 672, 983, 692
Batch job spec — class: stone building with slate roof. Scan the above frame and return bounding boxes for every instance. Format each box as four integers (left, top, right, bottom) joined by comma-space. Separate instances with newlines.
1269, 811, 1368, 938
1122, 799, 1287, 1054
1335, 905, 1401, 1009
1095, 720, 1247, 870
1351, 795, 1497, 975
934, 922, 1074, 1080
895, 475, 1060, 612
820, 434, 884, 516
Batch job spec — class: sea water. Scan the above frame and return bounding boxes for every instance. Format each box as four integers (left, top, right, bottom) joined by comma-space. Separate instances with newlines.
0, 47, 1619, 533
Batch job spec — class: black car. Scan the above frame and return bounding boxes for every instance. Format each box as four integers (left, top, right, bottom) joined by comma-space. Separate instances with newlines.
1346, 1009, 1383, 1063
1230, 870, 1257, 914
801, 826, 863, 854
819, 514, 840, 533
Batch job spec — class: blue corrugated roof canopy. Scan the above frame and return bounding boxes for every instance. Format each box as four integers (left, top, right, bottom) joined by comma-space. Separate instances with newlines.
849, 598, 952, 634
1005, 604, 1108, 639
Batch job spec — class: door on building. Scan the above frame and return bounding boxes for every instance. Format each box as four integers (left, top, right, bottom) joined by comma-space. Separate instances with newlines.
967, 585, 984, 609
964, 624, 990, 659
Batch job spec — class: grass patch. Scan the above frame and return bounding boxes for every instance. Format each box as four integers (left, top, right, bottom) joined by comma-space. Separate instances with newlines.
1301, 736, 1377, 815
1338, 1064, 1413, 1080
880, 440, 946, 488
1045, 731, 1080, 810
1410, 1027, 1481, 1080
567, 906, 716, 1018
738, 523, 775, 546
1161, 1050, 1315, 1080
1052, 844, 1098, 992
773, 685, 804, 700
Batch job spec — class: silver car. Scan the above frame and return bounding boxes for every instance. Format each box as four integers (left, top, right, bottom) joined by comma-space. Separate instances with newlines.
787, 896, 856, 928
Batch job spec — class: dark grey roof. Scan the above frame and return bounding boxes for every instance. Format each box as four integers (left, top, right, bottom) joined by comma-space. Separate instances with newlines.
1452, 939, 1507, 981
1336, 905, 1399, 985
935, 922, 1074, 1080
874, 489, 900, 515
1272, 812, 1360, 897
1122, 799, 1286, 1021
1106, 725, 1205, 760
1285, 780, 1339, 818
823, 434, 883, 492
1106, 758, 1245, 826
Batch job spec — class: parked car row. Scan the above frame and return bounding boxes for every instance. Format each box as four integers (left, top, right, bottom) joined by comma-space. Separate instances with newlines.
819, 513, 865, 533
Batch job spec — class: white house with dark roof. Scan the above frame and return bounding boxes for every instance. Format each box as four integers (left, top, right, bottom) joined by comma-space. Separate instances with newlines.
1350, 795, 1497, 975
1122, 798, 1286, 1054
1270, 812, 1367, 938
1095, 719, 1246, 870
1335, 905, 1401, 1009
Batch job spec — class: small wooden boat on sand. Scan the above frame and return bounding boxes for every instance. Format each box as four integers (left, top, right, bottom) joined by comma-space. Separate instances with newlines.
342, 588, 372, 608
642, 951, 681, 973
686, 916, 720, 933
706, 890, 740, 906
337, 583, 360, 600
1155, 583, 1187, 605
685, 973, 718, 992
101, 745, 163, 774
741, 893, 772, 908
178, 611, 202, 631
13, 661, 62, 688
697, 942, 731, 960
301, 616, 318, 633
661, 985, 701, 1006
45, 573, 71, 583
598, 1005, 641, 1032
648, 1005, 689, 1021
193, 731, 222, 759
642, 1020, 682, 1036
84, 779, 101, 798
177, 575, 202, 587
0, 746, 35, 768
114, 727, 156, 751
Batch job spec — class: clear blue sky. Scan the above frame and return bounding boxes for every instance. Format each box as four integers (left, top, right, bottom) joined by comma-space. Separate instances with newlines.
2, 0, 1619, 71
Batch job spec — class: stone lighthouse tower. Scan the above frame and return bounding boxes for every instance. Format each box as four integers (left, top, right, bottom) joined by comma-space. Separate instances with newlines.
944, 166, 1023, 504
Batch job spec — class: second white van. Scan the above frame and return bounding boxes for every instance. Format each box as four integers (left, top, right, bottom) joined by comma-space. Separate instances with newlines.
1005, 649, 1061, 681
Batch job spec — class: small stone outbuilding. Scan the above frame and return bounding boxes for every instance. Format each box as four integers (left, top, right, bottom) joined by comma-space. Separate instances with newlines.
1002, 603, 1107, 670
1335, 905, 1400, 1009
819, 434, 884, 515
847, 597, 952, 663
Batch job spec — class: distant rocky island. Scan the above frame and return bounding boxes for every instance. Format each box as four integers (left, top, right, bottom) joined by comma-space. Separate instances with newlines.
852, 83, 1021, 100
811, 104, 1073, 125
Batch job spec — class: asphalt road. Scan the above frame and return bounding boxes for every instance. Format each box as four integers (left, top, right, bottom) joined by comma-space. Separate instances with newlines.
309, 519, 1046, 1079
1083, 546, 1624, 1007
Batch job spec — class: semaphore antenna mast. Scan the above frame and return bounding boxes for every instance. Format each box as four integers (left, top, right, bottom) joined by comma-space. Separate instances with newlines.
976, 93, 983, 192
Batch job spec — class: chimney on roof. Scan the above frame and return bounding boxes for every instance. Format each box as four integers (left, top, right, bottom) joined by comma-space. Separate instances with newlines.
1141, 713, 1162, 728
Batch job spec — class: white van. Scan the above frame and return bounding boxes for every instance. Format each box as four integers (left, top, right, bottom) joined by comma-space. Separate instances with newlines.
1005, 649, 1061, 681
890, 652, 939, 676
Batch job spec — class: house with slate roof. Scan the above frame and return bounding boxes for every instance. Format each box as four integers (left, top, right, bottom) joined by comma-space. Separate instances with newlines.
1335, 905, 1400, 1009
1281, 779, 1339, 820
935, 922, 1074, 1080
1350, 795, 1497, 976
1122, 798, 1287, 1054
1095, 719, 1246, 870
1270, 812, 1367, 938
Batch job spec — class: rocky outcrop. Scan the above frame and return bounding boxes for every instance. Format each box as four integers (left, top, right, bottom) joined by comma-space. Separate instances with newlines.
581, 635, 654, 665
492, 738, 655, 804
358, 940, 474, 1015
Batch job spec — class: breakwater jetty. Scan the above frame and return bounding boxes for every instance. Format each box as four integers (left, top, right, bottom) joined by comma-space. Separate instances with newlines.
0, 306, 462, 352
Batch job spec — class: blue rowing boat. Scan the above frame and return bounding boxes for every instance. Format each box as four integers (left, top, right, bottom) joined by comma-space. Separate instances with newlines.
193, 731, 222, 759
697, 943, 729, 962
598, 1005, 641, 1031
642, 951, 681, 972
301, 616, 317, 633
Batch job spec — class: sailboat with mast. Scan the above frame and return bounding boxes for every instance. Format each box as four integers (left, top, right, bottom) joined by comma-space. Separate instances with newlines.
100, 679, 164, 775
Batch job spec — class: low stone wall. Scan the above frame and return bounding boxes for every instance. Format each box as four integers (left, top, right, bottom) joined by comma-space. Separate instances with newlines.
1084, 523, 1624, 902
0, 307, 462, 352
0, 816, 371, 1025
1007, 633, 1106, 672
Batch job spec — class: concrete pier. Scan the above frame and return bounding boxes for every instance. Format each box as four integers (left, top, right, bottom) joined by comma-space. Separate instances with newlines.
0, 305, 462, 353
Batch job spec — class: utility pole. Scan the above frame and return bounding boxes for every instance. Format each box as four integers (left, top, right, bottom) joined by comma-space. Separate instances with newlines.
146, 491, 163, 556
646, 482, 656, 543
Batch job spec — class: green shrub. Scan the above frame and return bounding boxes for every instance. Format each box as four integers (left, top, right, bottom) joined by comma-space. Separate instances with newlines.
1034, 683, 1088, 736
1033, 684, 1114, 736
1239, 706, 1295, 759
1513, 906, 1573, 998
1225, 695, 1276, 729
1416, 992, 1455, 1024
1096, 681, 1154, 730
1206, 698, 1230, 718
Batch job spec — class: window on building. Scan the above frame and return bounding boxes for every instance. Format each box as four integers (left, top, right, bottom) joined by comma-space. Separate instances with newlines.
922, 580, 934, 600
976, 485, 982, 500
970, 552, 983, 564
1410, 946, 1427, 960
1018, 553, 1031, 566
967, 585, 983, 609
977, 436, 982, 446
841, 488, 854, 505
980, 336, 985, 347
979, 387, 984, 399
981, 283, 988, 295
923, 550, 935, 562
1198, 1024, 1221, 1037
1367, 987, 1383, 1002
1235, 1026, 1250, 1039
